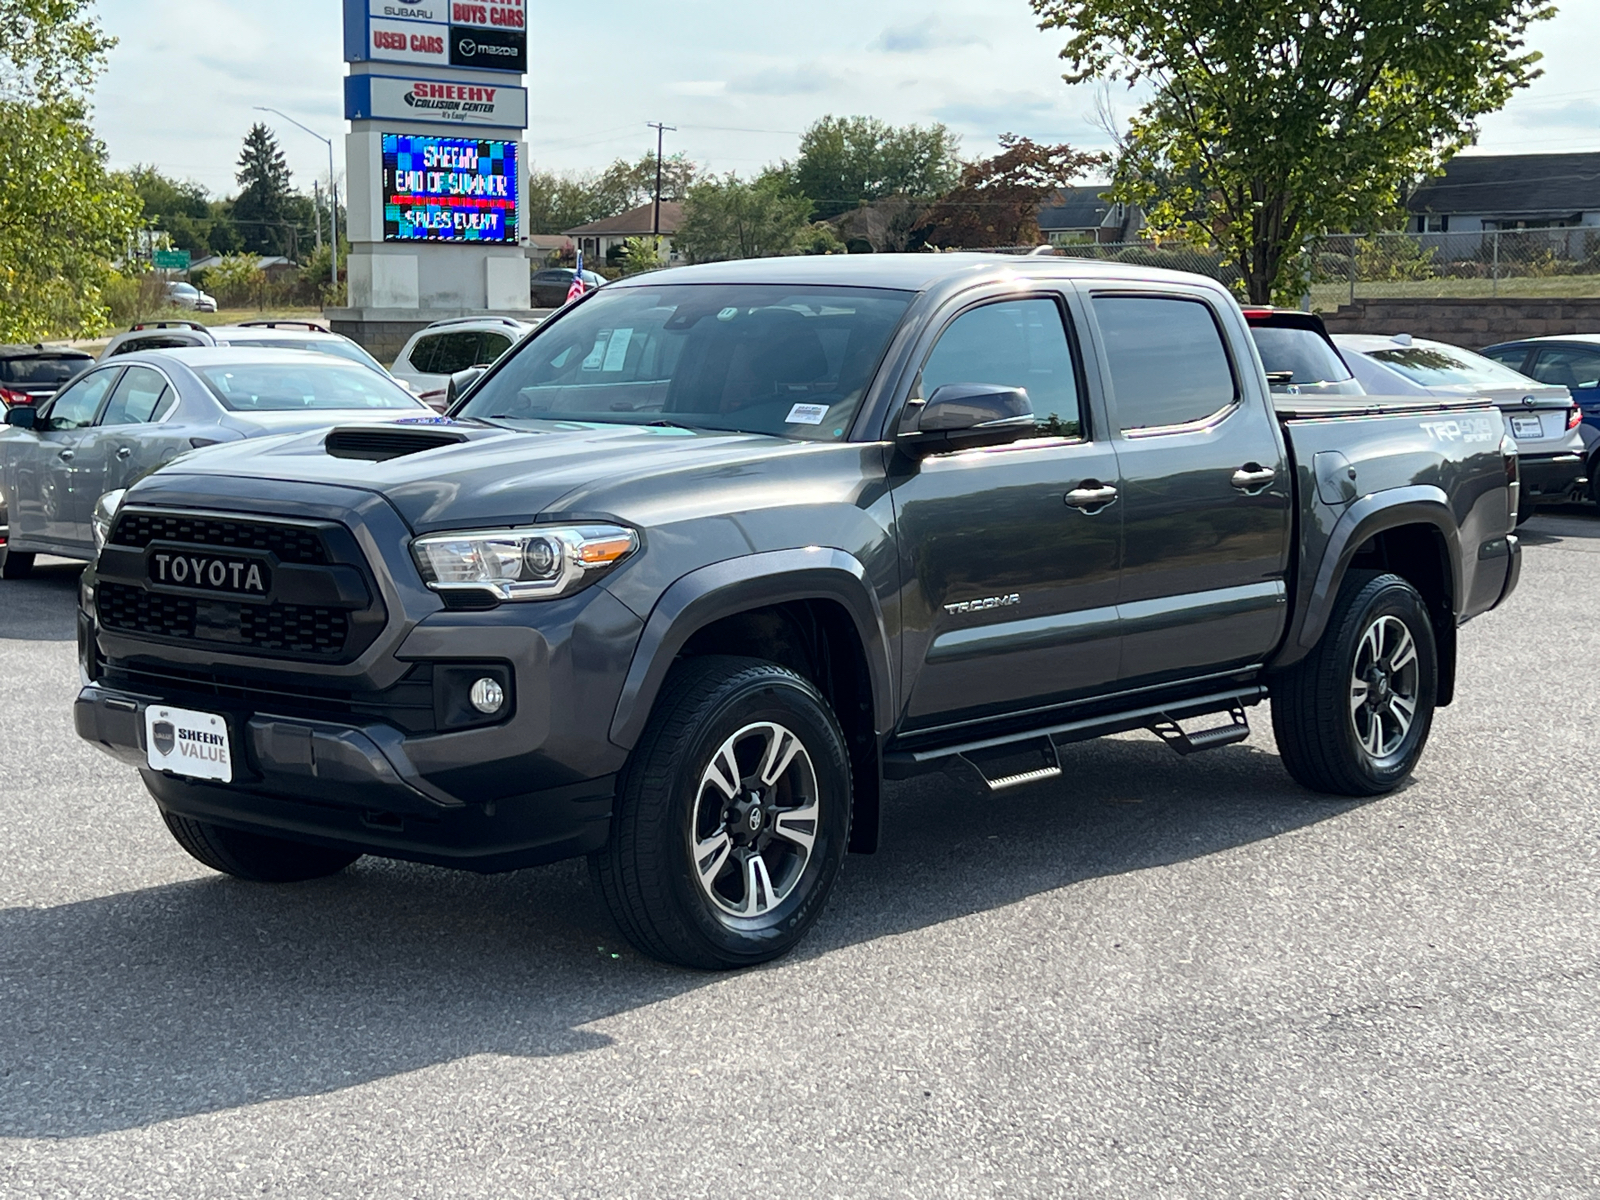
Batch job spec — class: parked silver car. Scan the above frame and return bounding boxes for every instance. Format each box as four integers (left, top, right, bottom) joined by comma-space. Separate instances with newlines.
0, 348, 429, 576
1333, 333, 1587, 516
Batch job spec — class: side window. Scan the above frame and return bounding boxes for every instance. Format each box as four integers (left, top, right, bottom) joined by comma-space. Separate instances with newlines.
1480, 346, 1530, 373
1094, 295, 1237, 431
429, 332, 485, 375
919, 298, 1082, 437
99, 366, 174, 426
407, 335, 441, 375
479, 332, 514, 362
1530, 347, 1600, 392
41, 369, 117, 429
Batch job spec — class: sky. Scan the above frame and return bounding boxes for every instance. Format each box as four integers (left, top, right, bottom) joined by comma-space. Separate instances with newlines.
92, 0, 1600, 199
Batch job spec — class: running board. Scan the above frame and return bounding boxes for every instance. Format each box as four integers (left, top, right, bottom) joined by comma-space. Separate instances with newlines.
1147, 705, 1250, 756
958, 738, 1062, 792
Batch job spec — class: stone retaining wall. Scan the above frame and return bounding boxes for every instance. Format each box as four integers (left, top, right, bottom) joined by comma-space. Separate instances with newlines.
1319, 298, 1600, 348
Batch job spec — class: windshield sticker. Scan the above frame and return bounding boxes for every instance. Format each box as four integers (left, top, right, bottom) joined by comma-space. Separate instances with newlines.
581, 331, 611, 370
786, 402, 828, 425
602, 327, 634, 372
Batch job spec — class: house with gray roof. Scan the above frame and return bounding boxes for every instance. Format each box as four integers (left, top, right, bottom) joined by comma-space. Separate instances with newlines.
1407, 152, 1600, 232
1037, 185, 1142, 244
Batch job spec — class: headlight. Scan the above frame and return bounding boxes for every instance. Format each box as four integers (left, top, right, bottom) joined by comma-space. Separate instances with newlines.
410, 524, 638, 601
92, 489, 126, 552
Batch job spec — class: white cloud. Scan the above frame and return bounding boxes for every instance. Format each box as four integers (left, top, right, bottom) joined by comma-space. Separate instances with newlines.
669, 81, 728, 97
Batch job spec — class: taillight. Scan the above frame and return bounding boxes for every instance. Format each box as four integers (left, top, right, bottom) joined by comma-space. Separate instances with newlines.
0, 387, 31, 408
1568, 406, 1583, 431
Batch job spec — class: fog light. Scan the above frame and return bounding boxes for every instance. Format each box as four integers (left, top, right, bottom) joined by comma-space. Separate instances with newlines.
469, 677, 505, 714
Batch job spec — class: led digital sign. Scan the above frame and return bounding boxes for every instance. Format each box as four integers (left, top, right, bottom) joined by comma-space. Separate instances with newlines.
382, 134, 519, 243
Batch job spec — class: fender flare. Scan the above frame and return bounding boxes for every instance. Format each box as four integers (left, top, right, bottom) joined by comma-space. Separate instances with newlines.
1284, 485, 1463, 660
607, 546, 895, 751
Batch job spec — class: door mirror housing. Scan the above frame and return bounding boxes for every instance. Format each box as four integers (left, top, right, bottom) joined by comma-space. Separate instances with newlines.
4, 404, 36, 429
445, 366, 488, 408
898, 383, 1035, 455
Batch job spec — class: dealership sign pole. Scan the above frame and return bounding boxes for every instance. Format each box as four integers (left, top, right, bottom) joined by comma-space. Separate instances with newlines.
331, 0, 530, 354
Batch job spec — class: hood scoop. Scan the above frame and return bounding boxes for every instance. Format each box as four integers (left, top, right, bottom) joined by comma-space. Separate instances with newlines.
324, 425, 469, 462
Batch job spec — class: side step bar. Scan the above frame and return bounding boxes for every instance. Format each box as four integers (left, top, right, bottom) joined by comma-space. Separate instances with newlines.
885, 686, 1265, 781
959, 738, 1062, 792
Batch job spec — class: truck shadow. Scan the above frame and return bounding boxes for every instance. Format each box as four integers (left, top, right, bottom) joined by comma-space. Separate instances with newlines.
0, 558, 84, 642
0, 732, 1367, 1139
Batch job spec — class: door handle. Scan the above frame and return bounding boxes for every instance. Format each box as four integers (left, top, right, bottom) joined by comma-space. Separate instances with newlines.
1231, 464, 1276, 493
58, 449, 73, 461
1065, 482, 1118, 511
116, 447, 132, 459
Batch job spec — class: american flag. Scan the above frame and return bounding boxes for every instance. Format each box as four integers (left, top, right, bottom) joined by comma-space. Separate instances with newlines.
566, 250, 587, 303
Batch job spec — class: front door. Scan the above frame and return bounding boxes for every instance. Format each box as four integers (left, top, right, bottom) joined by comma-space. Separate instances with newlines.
1085, 290, 1291, 687
11, 367, 119, 548
73, 365, 182, 549
891, 294, 1123, 731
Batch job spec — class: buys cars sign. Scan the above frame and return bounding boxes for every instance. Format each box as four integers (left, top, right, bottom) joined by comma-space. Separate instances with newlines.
346, 74, 528, 128
345, 0, 525, 73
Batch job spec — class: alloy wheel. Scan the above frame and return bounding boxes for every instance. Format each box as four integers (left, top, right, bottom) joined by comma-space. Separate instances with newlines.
1348, 614, 1421, 759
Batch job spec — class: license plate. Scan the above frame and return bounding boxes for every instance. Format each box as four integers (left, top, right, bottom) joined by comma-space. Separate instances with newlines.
1511, 415, 1543, 439
147, 549, 271, 598
145, 705, 233, 782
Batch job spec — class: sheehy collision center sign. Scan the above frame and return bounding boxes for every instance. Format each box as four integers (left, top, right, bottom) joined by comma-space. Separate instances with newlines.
346, 0, 526, 73
345, 74, 528, 127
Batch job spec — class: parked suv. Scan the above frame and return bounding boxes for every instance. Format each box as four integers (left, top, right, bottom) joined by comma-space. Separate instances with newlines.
1481, 334, 1600, 504
75, 256, 1520, 969
1335, 333, 1586, 516
101, 321, 391, 379
1241, 308, 1363, 396
0, 345, 95, 408
390, 317, 538, 399
165, 281, 218, 313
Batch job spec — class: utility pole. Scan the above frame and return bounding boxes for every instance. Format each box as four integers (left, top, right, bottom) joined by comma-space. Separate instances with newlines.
255, 106, 338, 290
647, 122, 676, 239
312, 180, 324, 252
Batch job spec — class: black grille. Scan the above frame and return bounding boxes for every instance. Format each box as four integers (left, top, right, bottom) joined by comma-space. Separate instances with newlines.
111, 513, 328, 564
98, 582, 196, 638
99, 584, 350, 658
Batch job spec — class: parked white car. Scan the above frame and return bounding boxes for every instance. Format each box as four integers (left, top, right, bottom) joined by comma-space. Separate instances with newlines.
165, 281, 218, 312
390, 317, 538, 403
1333, 333, 1588, 517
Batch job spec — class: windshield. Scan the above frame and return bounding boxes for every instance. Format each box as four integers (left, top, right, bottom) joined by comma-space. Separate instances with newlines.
1, 356, 89, 385
1251, 326, 1353, 385
1367, 344, 1533, 388
458, 284, 914, 440
221, 337, 387, 374
192, 360, 422, 412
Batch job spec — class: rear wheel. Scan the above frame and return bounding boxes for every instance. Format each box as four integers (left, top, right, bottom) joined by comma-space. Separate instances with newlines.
0, 549, 35, 579
161, 812, 360, 882
1271, 571, 1438, 796
591, 656, 852, 970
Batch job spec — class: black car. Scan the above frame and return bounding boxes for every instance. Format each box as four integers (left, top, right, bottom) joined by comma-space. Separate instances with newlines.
531, 267, 606, 308
0, 345, 95, 408
74, 255, 1520, 969
1481, 334, 1600, 504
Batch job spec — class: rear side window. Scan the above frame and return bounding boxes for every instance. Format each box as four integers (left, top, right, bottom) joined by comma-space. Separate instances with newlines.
1249, 326, 1353, 385
919, 298, 1082, 437
1094, 296, 1237, 430
1529, 346, 1600, 392
480, 332, 514, 362
414, 331, 483, 375
1480, 346, 1530, 372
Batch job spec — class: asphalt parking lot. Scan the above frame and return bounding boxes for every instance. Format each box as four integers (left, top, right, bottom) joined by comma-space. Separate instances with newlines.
2, 509, 1597, 1199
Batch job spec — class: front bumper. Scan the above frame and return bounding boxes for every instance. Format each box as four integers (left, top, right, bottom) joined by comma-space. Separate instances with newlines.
76, 680, 615, 872
1519, 452, 1587, 501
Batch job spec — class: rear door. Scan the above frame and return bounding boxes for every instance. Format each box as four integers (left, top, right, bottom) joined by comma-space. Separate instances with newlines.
1084, 288, 1291, 687
890, 292, 1123, 730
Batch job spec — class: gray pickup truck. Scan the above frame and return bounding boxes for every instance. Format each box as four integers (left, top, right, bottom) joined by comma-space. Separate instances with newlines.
74, 256, 1521, 968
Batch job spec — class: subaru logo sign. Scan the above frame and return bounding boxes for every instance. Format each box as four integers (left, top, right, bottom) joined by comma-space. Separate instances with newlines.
1523, 396, 1536, 407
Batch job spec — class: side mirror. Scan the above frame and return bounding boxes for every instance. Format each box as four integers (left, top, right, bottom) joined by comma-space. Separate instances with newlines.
898, 383, 1035, 455
5, 404, 36, 430
445, 365, 488, 408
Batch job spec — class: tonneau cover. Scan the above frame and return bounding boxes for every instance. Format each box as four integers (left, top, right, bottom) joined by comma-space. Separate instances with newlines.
1273, 392, 1495, 420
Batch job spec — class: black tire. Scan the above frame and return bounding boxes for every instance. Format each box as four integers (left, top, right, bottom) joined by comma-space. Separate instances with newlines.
590, 656, 852, 970
1588, 458, 1600, 507
1516, 496, 1537, 525
161, 811, 360, 882
1271, 570, 1438, 797
0, 549, 35, 579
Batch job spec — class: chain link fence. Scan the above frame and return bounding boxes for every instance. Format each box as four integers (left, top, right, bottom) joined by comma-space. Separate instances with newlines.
991, 228, 1600, 310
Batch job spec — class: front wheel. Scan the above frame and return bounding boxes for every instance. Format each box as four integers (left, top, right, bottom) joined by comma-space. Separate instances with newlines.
1271, 570, 1439, 796
590, 656, 852, 970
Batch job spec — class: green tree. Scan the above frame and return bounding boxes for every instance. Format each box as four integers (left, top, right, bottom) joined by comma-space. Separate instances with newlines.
1032, 0, 1555, 303
233, 123, 295, 256
0, 0, 140, 338
923, 134, 1105, 248
676, 172, 816, 263
594, 151, 698, 213
788, 116, 962, 220
124, 166, 226, 258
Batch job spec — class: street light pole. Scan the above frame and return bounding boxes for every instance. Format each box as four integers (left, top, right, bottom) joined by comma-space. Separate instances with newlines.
254, 106, 338, 290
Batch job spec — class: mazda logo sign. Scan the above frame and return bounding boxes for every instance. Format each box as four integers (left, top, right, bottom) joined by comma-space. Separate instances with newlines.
457, 36, 476, 55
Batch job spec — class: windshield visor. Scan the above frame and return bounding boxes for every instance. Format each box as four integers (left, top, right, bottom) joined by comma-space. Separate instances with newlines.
457, 284, 914, 440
